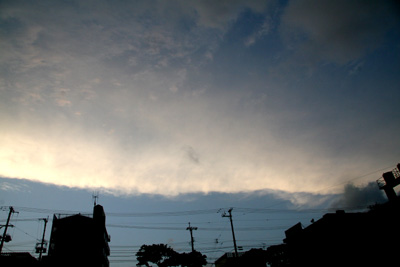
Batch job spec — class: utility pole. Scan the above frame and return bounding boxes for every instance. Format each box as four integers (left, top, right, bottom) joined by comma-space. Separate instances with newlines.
0, 206, 15, 254
222, 208, 238, 257
37, 217, 48, 261
186, 222, 198, 252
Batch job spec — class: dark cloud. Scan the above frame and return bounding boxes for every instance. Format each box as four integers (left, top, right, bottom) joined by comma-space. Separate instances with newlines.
333, 182, 386, 209
281, 0, 399, 64
189, 0, 267, 29
183, 146, 200, 164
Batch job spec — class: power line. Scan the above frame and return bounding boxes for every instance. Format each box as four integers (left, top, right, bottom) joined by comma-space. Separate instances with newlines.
2, 204, 373, 220
107, 223, 289, 231
314, 164, 395, 193
3, 207, 85, 214
107, 208, 221, 217
13, 226, 38, 240
5, 206, 222, 217
246, 163, 398, 210
0, 218, 47, 223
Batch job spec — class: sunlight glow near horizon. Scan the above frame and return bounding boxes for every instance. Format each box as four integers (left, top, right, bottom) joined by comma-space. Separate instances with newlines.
0, 122, 391, 197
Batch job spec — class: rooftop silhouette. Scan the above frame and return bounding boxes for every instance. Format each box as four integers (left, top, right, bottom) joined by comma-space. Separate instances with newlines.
42, 204, 110, 267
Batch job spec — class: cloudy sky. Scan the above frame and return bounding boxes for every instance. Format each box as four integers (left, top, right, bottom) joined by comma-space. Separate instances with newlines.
1, 0, 400, 196
1, 0, 399, 265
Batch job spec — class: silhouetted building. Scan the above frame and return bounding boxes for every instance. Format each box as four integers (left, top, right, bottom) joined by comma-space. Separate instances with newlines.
282, 199, 400, 267
0, 252, 39, 266
43, 205, 110, 267
215, 250, 268, 267
265, 244, 289, 267
215, 252, 245, 267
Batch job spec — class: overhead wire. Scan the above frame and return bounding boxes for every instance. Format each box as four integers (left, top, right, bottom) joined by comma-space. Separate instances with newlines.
208, 218, 229, 264
314, 164, 395, 193
14, 226, 38, 241
0, 218, 48, 223
9, 209, 18, 241
107, 223, 290, 231
3, 204, 372, 220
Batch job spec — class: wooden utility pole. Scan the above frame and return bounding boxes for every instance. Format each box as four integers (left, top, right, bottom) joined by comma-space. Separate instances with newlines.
186, 222, 198, 252
222, 208, 238, 257
37, 217, 48, 261
0, 206, 15, 254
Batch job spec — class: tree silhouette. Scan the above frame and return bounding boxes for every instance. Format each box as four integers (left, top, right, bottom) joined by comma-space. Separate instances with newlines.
136, 244, 178, 267
178, 251, 207, 267
136, 244, 207, 267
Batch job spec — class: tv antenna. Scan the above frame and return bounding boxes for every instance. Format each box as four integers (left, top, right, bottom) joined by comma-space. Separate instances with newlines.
92, 191, 99, 206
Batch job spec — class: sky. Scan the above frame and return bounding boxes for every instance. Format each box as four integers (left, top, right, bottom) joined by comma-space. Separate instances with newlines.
0, 0, 399, 265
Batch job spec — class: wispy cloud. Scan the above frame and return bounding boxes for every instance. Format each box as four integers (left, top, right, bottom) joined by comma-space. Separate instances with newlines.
245, 17, 271, 46
0, 180, 30, 192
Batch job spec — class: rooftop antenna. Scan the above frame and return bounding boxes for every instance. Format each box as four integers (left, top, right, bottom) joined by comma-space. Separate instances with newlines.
92, 191, 99, 206
376, 163, 400, 201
